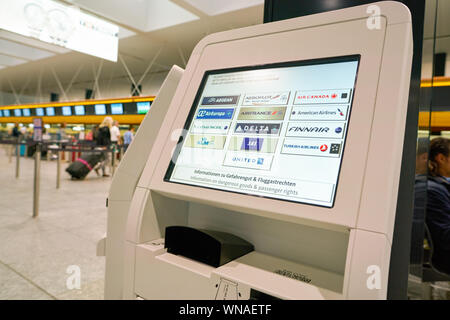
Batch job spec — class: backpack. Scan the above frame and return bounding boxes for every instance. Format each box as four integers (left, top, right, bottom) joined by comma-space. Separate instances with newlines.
96, 126, 111, 146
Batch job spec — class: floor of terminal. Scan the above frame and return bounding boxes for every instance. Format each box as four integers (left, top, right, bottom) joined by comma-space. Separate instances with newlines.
0, 146, 110, 300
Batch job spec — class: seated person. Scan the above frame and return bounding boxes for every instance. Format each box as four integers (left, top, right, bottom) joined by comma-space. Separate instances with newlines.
410, 138, 429, 265
425, 137, 450, 275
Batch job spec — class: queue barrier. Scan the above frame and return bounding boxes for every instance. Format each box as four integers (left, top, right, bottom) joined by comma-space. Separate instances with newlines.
0, 138, 123, 218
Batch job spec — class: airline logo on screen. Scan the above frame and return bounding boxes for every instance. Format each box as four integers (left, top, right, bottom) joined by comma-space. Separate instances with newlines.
223, 151, 273, 170
294, 89, 351, 105
234, 123, 281, 135
201, 95, 240, 105
237, 107, 286, 120
286, 122, 346, 139
282, 138, 342, 157
191, 121, 230, 135
243, 92, 290, 106
290, 106, 348, 121
196, 108, 235, 120
228, 137, 278, 153
241, 137, 264, 151
185, 134, 227, 149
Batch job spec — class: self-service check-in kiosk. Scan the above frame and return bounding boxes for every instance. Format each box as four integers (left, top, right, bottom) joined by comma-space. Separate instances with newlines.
99, 1, 413, 299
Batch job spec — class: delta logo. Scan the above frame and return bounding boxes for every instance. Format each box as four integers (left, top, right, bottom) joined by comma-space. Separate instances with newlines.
234, 123, 281, 135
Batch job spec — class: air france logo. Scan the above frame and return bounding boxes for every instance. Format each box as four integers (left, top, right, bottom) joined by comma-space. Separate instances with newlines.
337, 108, 344, 117
196, 108, 235, 120
238, 107, 286, 120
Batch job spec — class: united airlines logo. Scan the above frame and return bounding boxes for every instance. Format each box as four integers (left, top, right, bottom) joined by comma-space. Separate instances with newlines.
231, 156, 265, 165
196, 108, 235, 120
201, 95, 239, 105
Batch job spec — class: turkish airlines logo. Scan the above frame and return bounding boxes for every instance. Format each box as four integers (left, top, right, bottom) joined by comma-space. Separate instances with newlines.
320, 144, 328, 152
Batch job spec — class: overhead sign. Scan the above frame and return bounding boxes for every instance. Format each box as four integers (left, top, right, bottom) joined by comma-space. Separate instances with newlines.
0, 0, 119, 62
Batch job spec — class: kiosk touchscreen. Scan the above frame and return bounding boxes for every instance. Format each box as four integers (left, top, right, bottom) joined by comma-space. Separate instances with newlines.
102, 2, 413, 300
166, 57, 359, 208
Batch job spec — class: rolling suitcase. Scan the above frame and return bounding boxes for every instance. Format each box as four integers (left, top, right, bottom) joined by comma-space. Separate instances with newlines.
66, 152, 105, 179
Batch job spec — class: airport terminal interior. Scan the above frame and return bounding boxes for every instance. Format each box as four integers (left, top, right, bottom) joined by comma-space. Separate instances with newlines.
0, 0, 450, 300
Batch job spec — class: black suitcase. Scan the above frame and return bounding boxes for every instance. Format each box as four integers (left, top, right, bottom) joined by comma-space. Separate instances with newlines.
66, 153, 104, 179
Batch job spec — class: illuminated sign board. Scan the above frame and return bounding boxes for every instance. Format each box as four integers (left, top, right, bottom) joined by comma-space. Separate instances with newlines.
0, 0, 119, 62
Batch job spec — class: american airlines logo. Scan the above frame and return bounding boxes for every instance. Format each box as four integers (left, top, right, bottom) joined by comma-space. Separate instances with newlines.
290, 106, 349, 121
201, 95, 239, 105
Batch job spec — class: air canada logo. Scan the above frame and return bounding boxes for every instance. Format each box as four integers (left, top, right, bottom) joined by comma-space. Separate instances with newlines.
320, 144, 328, 152
294, 90, 351, 104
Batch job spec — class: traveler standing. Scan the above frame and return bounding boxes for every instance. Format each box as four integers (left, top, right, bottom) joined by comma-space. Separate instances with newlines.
123, 127, 134, 153
95, 117, 112, 177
